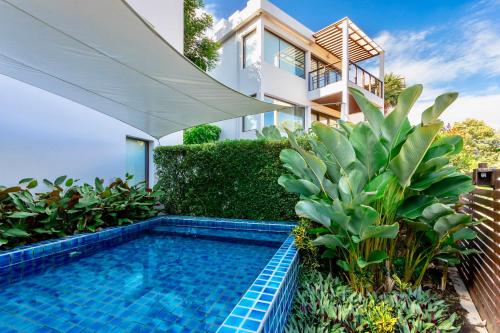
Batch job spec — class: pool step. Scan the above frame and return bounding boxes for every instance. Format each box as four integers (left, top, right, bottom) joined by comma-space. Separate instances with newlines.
150, 225, 287, 247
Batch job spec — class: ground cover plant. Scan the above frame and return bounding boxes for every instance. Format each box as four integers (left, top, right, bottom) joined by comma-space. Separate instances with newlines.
286, 271, 461, 333
0, 174, 162, 248
279, 85, 477, 295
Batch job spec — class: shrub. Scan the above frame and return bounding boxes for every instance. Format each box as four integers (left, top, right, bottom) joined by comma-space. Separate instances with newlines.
286, 271, 461, 333
0, 174, 162, 249
154, 139, 305, 221
183, 124, 221, 144
279, 85, 477, 292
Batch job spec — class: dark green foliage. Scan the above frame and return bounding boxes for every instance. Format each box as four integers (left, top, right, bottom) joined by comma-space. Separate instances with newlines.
184, 0, 219, 71
183, 124, 222, 144
287, 271, 461, 333
154, 139, 304, 221
0, 174, 162, 249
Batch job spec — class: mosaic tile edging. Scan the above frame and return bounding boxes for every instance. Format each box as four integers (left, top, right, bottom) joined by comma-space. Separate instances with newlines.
0, 214, 299, 333
217, 235, 299, 333
162, 215, 296, 233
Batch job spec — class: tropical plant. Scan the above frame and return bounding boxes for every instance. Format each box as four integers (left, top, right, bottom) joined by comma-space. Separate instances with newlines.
441, 119, 500, 171
0, 174, 162, 248
184, 0, 220, 71
286, 271, 461, 333
384, 73, 406, 112
256, 125, 304, 141
279, 85, 476, 291
183, 124, 221, 144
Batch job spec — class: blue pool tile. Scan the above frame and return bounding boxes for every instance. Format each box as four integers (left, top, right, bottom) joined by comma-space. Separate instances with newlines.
241, 319, 260, 331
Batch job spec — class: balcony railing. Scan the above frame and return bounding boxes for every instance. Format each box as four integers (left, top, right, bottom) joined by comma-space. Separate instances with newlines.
308, 63, 384, 99
349, 63, 383, 98
308, 65, 342, 91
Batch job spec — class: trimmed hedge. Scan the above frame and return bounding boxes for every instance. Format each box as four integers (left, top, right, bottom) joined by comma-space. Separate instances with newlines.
154, 139, 300, 221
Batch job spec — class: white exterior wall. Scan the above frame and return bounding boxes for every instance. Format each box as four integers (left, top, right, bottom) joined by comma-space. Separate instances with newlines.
202, 0, 385, 141
207, 3, 315, 140
0, 0, 184, 187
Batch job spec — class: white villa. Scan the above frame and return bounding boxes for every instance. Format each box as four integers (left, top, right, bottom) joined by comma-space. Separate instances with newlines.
207, 0, 385, 140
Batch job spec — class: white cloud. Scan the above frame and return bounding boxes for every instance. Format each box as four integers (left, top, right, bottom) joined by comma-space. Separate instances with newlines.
409, 93, 500, 129
375, 0, 500, 117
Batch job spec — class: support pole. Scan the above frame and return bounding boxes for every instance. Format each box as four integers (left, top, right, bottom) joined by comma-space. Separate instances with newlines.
341, 20, 349, 121
379, 51, 385, 105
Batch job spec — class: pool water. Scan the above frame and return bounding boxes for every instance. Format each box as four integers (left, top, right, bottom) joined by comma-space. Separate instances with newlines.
0, 230, 280, 333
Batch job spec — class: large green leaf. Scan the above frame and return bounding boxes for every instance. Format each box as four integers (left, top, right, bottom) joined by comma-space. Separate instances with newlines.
351, 205, 379, 237
434, 213, 471, 236
278, 175, 320, 196
398, 195, 437, 219
349, 123, 388, 178
349, 87, 384, 135
300, 150, 327, 187
357, 250, 388, 269
453, 228, 477, 241
422, 203, 454, 221
312, 234, 348, 249
312, 122, 356, 172
280, 149, 309, 179
295, 200, 331, 228
424, 174, 474, 198
364, 171, 394, 200
360, 223, 399, 241
431, 135, 463, 155
8, 211, 38, 219
381, 84, 423, 150
54, 175, 67, 187
410, 167, 459, 191
421, 92, 458, 125
3, 228, 30, 237
390, 121, 443, 187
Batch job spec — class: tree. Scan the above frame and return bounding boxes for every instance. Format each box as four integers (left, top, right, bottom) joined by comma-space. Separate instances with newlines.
184, 0, 219, 71
441, 119, 500, 171
384, 73, 405, 112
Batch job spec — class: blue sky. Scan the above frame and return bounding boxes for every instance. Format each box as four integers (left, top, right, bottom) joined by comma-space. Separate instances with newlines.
205, 0, 500, 128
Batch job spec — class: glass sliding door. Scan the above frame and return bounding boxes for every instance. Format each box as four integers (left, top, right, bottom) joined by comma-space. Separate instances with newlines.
126, 137, 149, 187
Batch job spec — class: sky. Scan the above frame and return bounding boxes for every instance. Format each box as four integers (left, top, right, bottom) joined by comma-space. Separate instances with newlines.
204, 0, 500, 129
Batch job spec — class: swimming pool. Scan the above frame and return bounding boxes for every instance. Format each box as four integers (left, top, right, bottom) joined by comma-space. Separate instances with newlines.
0, 216, 298, 333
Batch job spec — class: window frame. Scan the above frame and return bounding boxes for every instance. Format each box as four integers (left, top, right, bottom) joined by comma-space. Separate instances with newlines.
242, 29, 257, 69
242, 94, 259, 132
125, 136, 150, 188
263, 30, 306, 79
264, 94, 305, 131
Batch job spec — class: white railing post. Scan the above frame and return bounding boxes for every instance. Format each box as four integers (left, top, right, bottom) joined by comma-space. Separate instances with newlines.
341, 20, 349, 121
379, 51, 385, 102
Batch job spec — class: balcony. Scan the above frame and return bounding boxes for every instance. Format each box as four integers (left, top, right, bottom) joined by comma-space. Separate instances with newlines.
308, 62, 383, 99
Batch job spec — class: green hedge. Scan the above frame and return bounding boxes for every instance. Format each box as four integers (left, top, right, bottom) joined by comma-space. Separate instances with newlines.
154, 139, 300, 221
183, 124, 221, 144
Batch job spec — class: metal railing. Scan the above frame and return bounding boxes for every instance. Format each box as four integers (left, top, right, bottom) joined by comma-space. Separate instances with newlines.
308, 62, 384, 99
308, 65, 342, 90
349, 63, 383, 98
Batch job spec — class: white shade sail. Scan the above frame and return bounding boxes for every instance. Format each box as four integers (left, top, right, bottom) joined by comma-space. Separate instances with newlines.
0, 0, 277, 139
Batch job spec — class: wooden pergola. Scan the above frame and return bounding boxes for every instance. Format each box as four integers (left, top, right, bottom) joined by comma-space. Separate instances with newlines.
313, 17, 383, 63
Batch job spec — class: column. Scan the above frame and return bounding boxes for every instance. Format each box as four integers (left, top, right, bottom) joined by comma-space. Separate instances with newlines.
341, 20, 349, 121
379, 51, 385, 112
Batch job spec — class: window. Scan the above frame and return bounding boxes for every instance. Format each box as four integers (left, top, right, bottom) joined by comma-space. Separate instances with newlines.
243, 30, 258, 68
243, 94, 258, 131
264, 30, 305, 78
126, 137, 149, 187
264, 96, 305, 132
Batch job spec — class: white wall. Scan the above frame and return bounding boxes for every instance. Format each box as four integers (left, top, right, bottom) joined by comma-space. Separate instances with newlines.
0, 75, 156, 188
0, 0, 184, 188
